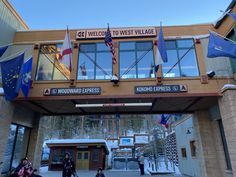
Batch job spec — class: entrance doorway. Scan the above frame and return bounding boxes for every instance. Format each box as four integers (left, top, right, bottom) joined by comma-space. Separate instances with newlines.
76, 151, 90, 170
42, 114, 201, 176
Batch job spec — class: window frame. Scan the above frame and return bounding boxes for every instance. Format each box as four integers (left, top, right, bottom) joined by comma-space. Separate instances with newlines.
163, 39, 199, 78
77, 42, 113, 80
35, 43, 69, 81
180, 147, 187, 159
189, 140, 197, 158
119, 41, 155, 79
1, 123, 31, 174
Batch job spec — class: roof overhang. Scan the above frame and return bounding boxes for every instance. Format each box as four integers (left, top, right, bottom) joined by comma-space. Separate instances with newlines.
14, 93, 220, 115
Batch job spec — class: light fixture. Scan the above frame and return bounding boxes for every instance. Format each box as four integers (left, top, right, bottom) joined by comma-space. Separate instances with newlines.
157, 77, 162, 84
111, 75, 119, 84
34, 43, 39, 50
207, 71, 215, 78
186, 127, 194, 134
186, 129, 191, 134
75, 102, 152, 108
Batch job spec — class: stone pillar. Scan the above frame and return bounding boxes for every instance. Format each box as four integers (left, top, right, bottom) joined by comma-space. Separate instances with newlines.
0, 97, 14, 173
194, 110, 225, 177
27, 115, 45, 171
218, 87, 236, 176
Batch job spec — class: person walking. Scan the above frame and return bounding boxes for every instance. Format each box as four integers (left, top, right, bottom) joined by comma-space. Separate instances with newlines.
62, 152, 75, 177
95, 168, 105, 177
138, 154, 145, 175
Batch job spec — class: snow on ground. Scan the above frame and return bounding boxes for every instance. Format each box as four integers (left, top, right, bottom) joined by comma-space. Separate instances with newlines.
145, 157, 181, 175
40, 166, 49, 173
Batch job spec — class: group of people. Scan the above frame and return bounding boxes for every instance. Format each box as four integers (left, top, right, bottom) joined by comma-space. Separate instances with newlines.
62, 152, 105, 177
9, 157, 41, 177
7, 152, 145, 177
6, 153, 105, 177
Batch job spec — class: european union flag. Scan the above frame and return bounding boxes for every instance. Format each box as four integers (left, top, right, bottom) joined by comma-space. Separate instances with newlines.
207, 32, 236, 58
1, 53, 24, 101
20, 57, 32, 97
0, 45, 8, 57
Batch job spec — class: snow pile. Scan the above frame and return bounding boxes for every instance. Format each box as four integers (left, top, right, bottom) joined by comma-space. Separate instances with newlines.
221, 84, 236, 92
39, 166, 49, 173
144, 157, 181, 175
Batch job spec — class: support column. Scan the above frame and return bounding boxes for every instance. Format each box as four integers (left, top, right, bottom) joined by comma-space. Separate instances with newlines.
27, 115, 46, 171
194, 110, 224, 177
218, 87, 236, 177
0, 97, 14, 173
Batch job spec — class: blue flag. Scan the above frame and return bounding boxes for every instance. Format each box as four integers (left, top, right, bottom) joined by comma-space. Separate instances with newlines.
207, 32, 236, 58
20, 57, 32, 97
155, 25, 167, 72
0, 45, 8, 57
160, 114, 169, 125
160, 114, 170, 128
1, 53, 24, 101
227, 13, 236, 21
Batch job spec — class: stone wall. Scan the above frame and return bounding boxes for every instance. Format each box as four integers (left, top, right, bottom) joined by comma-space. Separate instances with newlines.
0, 97, 14, 174
194, 110, 228, 177
0, 96, 41, 175
218, 88, 236, 177
27, 116, 46, 171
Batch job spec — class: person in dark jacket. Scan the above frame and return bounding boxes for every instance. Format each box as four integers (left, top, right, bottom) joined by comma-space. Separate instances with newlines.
138, 154, 145, 175
62, 152, 75, 177
95, 168, 105, 177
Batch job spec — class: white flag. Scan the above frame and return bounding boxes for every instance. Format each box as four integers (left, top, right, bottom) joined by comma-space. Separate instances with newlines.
59, 29, 72, 71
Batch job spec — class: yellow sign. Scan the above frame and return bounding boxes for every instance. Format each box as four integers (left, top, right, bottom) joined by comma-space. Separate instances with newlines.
76, 27, 156, 39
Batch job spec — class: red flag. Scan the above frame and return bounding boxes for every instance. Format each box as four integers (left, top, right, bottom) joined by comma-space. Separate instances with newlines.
59, 28, 72, 71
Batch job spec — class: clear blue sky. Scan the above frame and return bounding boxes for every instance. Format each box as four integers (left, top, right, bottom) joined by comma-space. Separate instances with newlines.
9, 0, 233, 30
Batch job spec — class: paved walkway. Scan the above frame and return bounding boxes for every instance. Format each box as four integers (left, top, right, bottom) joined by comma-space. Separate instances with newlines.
39, 170, 187, 177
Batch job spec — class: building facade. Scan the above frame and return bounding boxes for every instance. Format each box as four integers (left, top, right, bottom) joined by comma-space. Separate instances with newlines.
0, 0, 39, 175
0, 1, 236, 177
46, 139, 109, 171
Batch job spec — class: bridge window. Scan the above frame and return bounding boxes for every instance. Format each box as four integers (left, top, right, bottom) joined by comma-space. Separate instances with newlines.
35, 44, 69, 81
77, 43, 112, 80
163, 39, 199, 77
119, 41, 155, 79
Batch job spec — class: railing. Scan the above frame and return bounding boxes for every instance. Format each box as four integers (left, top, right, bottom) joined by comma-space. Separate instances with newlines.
112, 157, 139, 170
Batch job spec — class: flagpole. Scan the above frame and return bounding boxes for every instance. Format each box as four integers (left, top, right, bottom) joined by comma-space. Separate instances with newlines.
24, 56, 33, 63
66, 25, 72, 72
0, 43, 13, 48
209, 30, 236, 44
0, 39, 73, 47
0, 48, 31, 63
